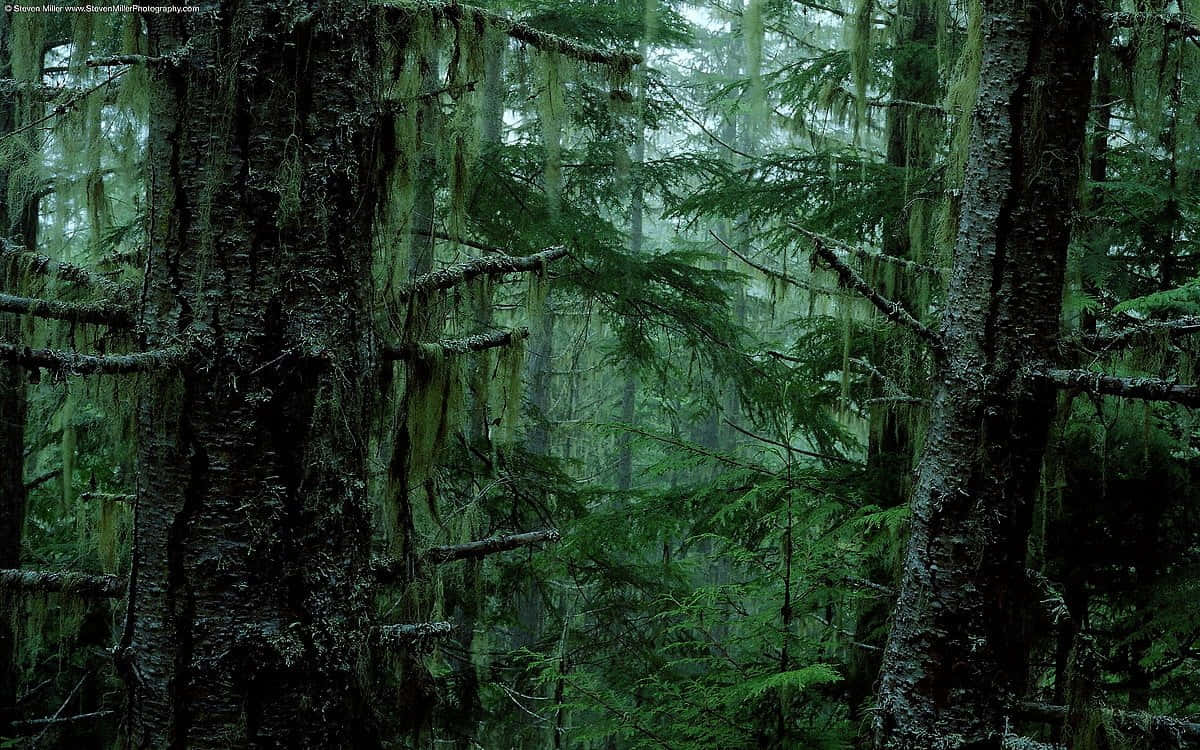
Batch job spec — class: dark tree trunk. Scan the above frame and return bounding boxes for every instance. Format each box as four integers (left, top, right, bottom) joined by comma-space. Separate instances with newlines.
121, 3, 382, 747
871, 0, 1099, 745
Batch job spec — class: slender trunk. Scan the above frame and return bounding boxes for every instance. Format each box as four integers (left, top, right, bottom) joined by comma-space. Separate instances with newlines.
122, 4, 381, 746
871, 0, 1098, 745
615, 123, 644, 491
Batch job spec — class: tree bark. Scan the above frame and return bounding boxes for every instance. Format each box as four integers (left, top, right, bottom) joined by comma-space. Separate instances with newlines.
121, 4, 382, 747
871, 0, 1099, 745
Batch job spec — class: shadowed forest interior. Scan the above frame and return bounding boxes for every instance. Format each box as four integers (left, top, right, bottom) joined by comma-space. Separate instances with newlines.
0, 0, 1198, 748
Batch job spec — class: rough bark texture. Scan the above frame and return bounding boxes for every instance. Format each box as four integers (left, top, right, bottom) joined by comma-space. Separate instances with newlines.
0, 568, 123, 597
121, 3, 382, 747
871, 0, 1099, 745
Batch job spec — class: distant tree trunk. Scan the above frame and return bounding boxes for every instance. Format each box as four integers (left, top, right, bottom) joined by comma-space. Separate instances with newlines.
121, 4, 382, 747
615, 122, 644, 492
871, 0, 1098, 745
0, 12, 36, 730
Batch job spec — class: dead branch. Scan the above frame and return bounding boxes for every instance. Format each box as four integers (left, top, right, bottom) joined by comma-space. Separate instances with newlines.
0, 569, 123, 598
1044, 369, 1200, 408
424, 529, 561, 565
0, 342, 190, 376
0, 293, 133, 327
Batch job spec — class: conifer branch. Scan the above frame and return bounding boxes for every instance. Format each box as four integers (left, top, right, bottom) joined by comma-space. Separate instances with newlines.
24, 468, 60, 491
1081, 316, 1200, 350
384, 327, 530, 361
710, 231, 846, 297
0, 342, 191, 376
0, 569, 123, 598
1044, 369, 1200, 408
383, 3, 643, 70
1, 242, 128, 296
1106, 12, 1200, 47
418, 230, 505, 255
0, 293, 133, 327
789, 225, 946, 278
424, 529, 561, 564
0, 67, 131, 146
79, 491, 135, 503
806, 235, 946, 356
377, 622, 454, 646
399, 246, 567, 299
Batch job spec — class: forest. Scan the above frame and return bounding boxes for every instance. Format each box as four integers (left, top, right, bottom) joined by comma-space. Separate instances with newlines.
0, 0, 1198, 748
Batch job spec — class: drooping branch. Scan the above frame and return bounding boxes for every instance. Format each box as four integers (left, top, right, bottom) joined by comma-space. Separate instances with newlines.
806, 235, 946, 356
0, 293, 133, 327
384, 327, 530, 362
0, 342, 190, 376
1044, 369, 1200, 408
0, 242, 127, 296
24, 468, 60, 491
0, 67, 131, 146
710, 231, 847, 297
790, 225, 947, 278
424, 529, 561, 565
416, 230, 505, 255
383, 3, 643, 70
1014, 701, 1200, 746
0, 569, 123, 598
399, 246, 568, 299
10, 710, 117, 735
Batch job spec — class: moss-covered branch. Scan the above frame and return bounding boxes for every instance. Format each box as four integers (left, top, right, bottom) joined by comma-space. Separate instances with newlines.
1, 242, 127, 295
10, 710, 117, 735
399, 246, 567, 299
0, 293, 132, 326
377, 622, 454, 646
80, 491, 135, 503
1044, 369, 1200, 407
382, 2, 643, 70
384, 327, 530, 361
424, 529, 561, 564
1015, 702, 1200, 746
0, 342, 190, 376
1081, 316, 1200, 350
807, 235, 946, 356
0, 569, 123, 597
711, 231, 846, 297
791, 225, 947, 278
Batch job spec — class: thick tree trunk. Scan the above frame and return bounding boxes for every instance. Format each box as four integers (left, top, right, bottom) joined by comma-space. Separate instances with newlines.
120, 4, 382, 747
871, 0, 1098, 746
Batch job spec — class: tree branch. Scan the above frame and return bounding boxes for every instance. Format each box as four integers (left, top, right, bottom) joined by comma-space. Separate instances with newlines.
424, 529, 561, 565
1015, 701, 1200, 745
399, 246, 567, 299
0, 569, 123, 598
1044, 369, 1200, 408
1106, 11, 1200, 47
377, 622, 454, 647
384, 327, 530, 362
790, 224, 947, 278
806, 234, 946, 356
710, 231, 847, 297
79, 491, 134, 503
10, 709, 116, 735
0, 242, 128, 296
1081, 316, 1200, 351
0, 342, 190, 376
384, 2, 643, 70
0, 293, 132, 327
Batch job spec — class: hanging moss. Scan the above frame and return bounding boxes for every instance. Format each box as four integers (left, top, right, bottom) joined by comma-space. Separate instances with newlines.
745, 0, 767, 135
536, 51, 566, 218
497, 336, 525, 444
845, 0, 874, 141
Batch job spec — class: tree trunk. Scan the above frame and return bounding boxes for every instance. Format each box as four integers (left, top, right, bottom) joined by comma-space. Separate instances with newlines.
121, 4, 382, 747
871, 0, 1098, 745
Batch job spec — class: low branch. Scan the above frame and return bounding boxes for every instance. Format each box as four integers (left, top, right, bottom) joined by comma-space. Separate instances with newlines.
807, 234, 946, 356
1106, 11, 1200, 47
424, 529, 561, 565
384, 327, 530, 362
1015, 701, 1200, 745
0, 242, 127, 296
24, 469, 60, 491
0, 67, 131, 146
1044, 369, 1200, 408
400, 246, 568, 299
0, 569, 123, 598
385, 3, 642, 70
0, 342, 190, 376
10, 709, 116, 735
0, 293, 132, 327
377, 622, 454, 647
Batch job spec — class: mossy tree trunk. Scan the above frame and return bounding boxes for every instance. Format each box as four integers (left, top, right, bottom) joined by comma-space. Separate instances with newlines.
120, 3, 383, 747
871, 0, 1098, 745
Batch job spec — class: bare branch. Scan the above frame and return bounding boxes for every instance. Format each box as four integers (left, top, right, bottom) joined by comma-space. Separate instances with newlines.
424, 529, 561, 565
79, 491, 134, 503
0, 569, 123, 598
384, 3, 643, 70
417, 230, 504, 255
1081, 316, 1200, 351
806, 234, 946, 356
0, 342, 190, 376
0, 67, 131, 146
399, 246, 567, 299
10, 709, 116, 735
1044, 369, 1200, 408
0, 293, 132, 327
723, 418, 857, 465
384, 327, 530, 362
